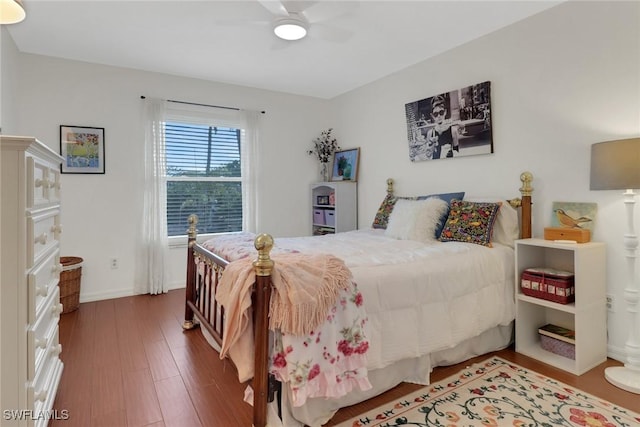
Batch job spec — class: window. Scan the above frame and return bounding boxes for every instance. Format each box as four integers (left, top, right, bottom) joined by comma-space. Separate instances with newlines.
165, 122, 244, 237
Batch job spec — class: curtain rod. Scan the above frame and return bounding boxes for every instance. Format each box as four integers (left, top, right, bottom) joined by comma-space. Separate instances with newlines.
140, 96, 265, 114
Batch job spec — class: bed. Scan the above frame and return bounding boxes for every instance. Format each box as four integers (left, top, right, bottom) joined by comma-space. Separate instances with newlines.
182, 172, 533, 427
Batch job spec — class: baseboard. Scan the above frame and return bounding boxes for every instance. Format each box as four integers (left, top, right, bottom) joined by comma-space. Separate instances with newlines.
78, 282, 186, 303
167, 282, 186, 291
607, 344, 626, 364
79, 288, 136, 303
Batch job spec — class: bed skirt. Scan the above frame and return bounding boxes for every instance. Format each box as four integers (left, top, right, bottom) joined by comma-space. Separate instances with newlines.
199, 322, 513, 427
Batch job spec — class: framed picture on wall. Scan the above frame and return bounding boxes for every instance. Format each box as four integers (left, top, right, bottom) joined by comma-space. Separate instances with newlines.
331, 148, 360, 182
60, 125, 105, 174
404, 81, 493, 162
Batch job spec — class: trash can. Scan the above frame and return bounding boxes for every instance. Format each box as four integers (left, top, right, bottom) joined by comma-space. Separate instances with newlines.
59, 256, 83, 314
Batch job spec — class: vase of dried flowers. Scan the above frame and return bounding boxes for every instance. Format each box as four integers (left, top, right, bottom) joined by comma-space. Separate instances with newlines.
308, 128, 340, 182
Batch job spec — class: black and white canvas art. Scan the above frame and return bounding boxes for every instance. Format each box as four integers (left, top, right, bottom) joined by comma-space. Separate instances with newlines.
405, 81, 493, 162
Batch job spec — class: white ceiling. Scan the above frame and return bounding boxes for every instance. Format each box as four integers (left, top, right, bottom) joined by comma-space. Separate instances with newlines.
7, 0, 562, 99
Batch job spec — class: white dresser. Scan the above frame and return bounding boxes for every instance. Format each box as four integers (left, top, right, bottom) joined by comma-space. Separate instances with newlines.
1, 136, 64, 426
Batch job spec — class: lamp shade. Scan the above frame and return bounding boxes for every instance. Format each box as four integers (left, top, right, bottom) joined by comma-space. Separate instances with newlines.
590, 138, 640, 190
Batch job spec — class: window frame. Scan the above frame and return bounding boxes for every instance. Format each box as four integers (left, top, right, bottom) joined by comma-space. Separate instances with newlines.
163, 116, 247, 246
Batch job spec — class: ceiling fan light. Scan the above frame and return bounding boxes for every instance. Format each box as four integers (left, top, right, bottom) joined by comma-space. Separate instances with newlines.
0, 0, 26, 25
273, 18, 307, 41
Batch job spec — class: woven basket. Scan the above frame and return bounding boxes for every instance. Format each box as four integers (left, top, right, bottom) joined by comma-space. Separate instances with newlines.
60, 256, 83, 314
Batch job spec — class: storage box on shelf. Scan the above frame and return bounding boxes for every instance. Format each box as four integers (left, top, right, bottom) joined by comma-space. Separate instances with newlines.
520, 267, 575, 304
515, 238, 606, 375
538, 324, 576, 360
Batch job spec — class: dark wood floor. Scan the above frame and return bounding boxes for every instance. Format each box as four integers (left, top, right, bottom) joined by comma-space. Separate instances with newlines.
51, 290, 639, 427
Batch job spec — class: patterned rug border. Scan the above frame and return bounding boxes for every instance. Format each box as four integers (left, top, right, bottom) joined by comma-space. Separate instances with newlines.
338, 356, 640, 427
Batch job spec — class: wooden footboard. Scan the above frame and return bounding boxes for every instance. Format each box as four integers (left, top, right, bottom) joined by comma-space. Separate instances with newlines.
183, 214, 274, 427
183, 172, 534, 427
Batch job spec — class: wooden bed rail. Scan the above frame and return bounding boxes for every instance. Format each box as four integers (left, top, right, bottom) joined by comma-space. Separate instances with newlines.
252, 234, 275, 427
183, 214, 274, 427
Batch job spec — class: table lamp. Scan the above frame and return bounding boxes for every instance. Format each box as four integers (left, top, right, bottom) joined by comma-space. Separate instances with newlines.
590, 137, 640, 393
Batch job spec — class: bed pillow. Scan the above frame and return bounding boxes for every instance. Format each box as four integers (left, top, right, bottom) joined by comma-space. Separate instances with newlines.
372, 194, 413, 229
385, 198, 449, 242
439, 200, 502, 247
417, 192, 465, 237
465, 197, 520, 247
372, 191, 464, 230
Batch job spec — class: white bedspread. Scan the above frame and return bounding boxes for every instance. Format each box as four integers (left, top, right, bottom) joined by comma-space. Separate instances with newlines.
203, 229, 515, 372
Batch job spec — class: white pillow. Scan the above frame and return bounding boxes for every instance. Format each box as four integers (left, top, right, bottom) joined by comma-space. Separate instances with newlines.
385, 198, 449, 243
465, 197, 519, 247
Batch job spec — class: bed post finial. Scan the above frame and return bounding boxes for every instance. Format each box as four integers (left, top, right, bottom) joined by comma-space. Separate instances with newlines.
520, 171, 533, 197
187, 214, 199, 246
386, 178, 394, 195
519, 172, 533, 239
253, 233, 274, 277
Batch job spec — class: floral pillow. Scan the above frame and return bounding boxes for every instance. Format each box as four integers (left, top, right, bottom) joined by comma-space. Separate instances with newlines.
371, 194, 416, 229
438, 200, 502, 247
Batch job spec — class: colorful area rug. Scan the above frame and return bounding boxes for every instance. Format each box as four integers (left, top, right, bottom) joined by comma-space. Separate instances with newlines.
339, 357, 640, 427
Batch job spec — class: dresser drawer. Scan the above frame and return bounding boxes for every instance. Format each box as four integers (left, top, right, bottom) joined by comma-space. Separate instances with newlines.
29, 352, 64, 427
31, 326, 60, 383
28, 288, 62, 381
27, 156, 61, 209
27, 209, 61, 268
28, 156, 50, 209
28, 250, 61, 324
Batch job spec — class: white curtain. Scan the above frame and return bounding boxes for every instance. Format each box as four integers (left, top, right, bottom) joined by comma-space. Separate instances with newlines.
138, 98, 169, 295
242, 110, 260, 233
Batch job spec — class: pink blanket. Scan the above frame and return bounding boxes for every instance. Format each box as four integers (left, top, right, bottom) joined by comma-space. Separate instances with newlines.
212, 241, 371, 406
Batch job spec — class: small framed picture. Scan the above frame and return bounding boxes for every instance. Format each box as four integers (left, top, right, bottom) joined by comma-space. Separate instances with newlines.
550, 201, 597, 232
331, 147, 360, 182
60, 125, 105, 174
317, 195, 330, 205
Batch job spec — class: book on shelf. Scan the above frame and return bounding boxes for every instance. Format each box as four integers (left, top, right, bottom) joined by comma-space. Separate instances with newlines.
538, 324, 575, 344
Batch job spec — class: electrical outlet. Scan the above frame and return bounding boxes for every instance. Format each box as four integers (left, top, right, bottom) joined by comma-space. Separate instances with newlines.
110, 258, 118, 269
606, 294, 614, 313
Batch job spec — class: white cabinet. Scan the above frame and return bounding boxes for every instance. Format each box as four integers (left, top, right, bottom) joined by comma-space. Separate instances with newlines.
514, 238, 607, 375
1, 136, 64, 426
311, 182, 357, 235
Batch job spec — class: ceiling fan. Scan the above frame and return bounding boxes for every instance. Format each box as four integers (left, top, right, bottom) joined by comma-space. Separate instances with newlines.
256, 0, 357, 42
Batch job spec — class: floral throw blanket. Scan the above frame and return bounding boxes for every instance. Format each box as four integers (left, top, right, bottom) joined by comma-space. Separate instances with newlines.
271, 283, 371, 406
205, 233, 372, 407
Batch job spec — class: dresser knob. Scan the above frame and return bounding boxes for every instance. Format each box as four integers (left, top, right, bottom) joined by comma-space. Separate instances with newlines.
35, 338, 47, 349
51, 303, 63, 316
50, 224, 63, 234
35, 233, 48, 245
50, 344, 62, 356
35, 178, 50, 188
48, 180, 57, 188
33, 390, 48, 402
36, 286, 48, 297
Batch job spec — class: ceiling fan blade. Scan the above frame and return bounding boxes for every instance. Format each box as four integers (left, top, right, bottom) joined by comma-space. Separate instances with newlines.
302, 1, 359, 23
257, 0, 290, 17
311, 23, 353, 43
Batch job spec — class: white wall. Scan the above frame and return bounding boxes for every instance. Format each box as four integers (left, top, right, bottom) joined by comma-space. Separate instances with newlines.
1, 26, 20, 134
15, 54, 331, 301
7, 1, 640, 361
330, 1, 639, 361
